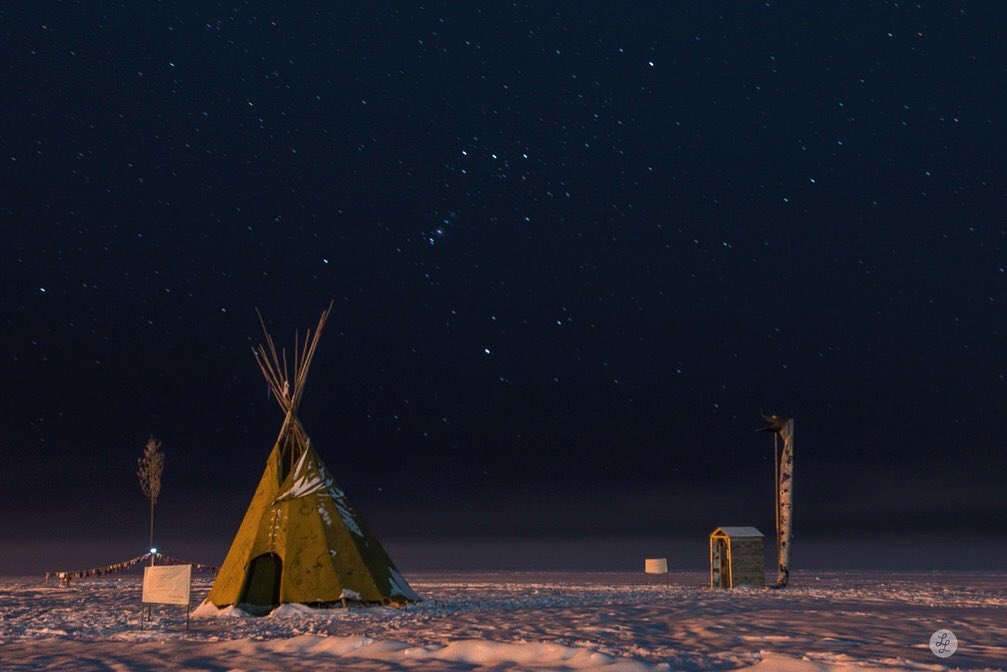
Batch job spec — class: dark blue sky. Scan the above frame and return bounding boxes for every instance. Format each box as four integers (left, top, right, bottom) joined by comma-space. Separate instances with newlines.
2, 2, 1005, 573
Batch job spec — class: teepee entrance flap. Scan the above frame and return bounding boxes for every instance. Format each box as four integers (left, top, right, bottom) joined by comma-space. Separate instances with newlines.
240, 553, 282, 609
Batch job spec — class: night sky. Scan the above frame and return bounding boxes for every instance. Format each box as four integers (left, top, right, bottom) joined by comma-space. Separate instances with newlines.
3, 3, 1006, 574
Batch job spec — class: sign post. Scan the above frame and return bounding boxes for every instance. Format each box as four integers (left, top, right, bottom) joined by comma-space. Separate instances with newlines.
142, 564, 192, 630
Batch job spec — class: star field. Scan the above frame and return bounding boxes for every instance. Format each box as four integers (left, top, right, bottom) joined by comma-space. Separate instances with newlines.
2, 2, 1006, 569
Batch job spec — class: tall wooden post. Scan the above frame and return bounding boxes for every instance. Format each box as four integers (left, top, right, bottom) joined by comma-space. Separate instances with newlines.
759, 415, 794, 588
775, 419, 794, 587
149, 498, 156, 568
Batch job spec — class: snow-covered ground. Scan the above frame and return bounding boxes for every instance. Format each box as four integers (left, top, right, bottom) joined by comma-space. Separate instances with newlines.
0, 571, 1003, 671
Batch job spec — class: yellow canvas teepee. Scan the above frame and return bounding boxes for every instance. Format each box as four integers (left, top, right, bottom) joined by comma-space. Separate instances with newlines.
207, 306, 418, 611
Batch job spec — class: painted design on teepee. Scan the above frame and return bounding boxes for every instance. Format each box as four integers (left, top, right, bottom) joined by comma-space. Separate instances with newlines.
205, 304, 419, 610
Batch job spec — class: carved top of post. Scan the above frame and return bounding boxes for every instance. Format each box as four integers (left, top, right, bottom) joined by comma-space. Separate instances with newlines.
756, 414, 789, 434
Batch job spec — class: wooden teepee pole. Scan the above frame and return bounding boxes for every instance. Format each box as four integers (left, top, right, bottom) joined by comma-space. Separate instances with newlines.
253, 303, 334, 461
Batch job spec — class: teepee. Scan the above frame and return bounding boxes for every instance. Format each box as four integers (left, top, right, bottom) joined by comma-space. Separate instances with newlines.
206, 305, 419, 611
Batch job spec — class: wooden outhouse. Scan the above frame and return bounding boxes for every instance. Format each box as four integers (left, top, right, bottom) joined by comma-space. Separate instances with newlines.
709, 527, 764, 588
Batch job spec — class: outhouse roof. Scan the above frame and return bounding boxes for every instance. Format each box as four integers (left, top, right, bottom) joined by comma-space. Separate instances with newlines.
711, 526, 764, 538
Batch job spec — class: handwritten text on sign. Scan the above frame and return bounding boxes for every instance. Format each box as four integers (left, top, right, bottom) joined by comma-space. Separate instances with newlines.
142, 565, 191, 605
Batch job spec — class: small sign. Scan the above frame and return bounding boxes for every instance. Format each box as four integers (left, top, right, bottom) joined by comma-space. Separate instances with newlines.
645, 558, 668, 574
143, 565, 191, 606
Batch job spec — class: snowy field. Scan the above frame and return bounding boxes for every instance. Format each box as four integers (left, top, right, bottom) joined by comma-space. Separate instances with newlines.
0, 571, 1004, 671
